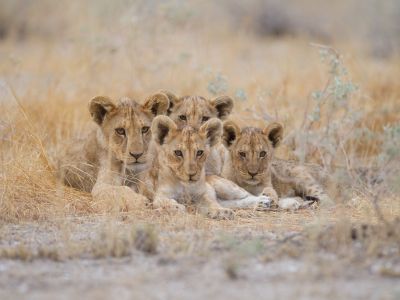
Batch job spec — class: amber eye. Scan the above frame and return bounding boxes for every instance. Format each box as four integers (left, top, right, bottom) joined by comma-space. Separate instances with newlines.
202, 116, 210, 122
259, 151, 267, 158
142, 126, 150, 134
115, 128, 125, 135
239, 151, 246, 158
179, 115, 187, 121
174, 150, 183, 157
196, 150, 204, 157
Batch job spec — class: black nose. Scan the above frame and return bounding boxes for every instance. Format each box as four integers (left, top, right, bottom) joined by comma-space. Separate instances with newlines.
248, 171, 258, 178
130, 152, 143, 160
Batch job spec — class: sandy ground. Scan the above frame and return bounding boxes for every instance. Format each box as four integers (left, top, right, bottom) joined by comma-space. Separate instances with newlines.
0, 215, 399, 300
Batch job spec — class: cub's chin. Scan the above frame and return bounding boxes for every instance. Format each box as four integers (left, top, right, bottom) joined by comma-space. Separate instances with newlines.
126, 162, 147, 173
244, 178, 261, 186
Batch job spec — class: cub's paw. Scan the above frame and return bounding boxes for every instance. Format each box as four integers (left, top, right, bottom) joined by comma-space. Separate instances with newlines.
278, 197, 301, 210
262, 187, 279, 206
155, 198, 186, 213
124, 193, 149, 211
92, 186, 147, 212
256, 195, 272, 210
207, 208, 235, 220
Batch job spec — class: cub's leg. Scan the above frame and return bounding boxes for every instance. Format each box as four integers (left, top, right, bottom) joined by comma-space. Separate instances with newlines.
207, 175, 271, 209
152, 185, 186, 213
91, 166, 148, 212
207, 175, 248, 199
196, 184, 234, 220
92, 183, 148, 212
288, 166, 334, 208
273, 163, 334, 208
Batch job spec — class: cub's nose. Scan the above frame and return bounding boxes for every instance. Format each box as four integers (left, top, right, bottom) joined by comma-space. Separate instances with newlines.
129, 152, 143, 160
189, 172, 197, 181
248, 171, 258, 178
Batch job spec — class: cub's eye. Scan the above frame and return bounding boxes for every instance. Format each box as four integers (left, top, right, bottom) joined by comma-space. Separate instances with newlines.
196, 150, 204, 157
239, 151, 246, 158
141, 126, 150, 134
174, 150, 183, 157
115, 128, 125, 136
259, 151, 267, 158
201, 116, 210, 122
179, 115, 187, 121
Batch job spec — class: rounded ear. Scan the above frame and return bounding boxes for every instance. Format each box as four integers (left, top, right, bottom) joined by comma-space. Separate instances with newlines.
199, 118, 222, 147
222, 121, 241, 148
262, 122, 283, 148
210, 96, 234, 120
151, 116, 177, 145
89, 96, 116, 125
142, 92, 170, 116
159, 90, 181, 115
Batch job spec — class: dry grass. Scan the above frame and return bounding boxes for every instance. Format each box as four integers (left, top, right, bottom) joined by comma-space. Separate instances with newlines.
1, 36, 398, 223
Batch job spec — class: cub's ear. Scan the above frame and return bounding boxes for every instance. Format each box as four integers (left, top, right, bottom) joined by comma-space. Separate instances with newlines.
210, 96, 234, 120
262, 122, 283, 148
89, 96, 116, 125
143, 92, 170, 116
222, 121, 240, 148
199, 118, 222, 147
159, 90, 181, 115
151, 116, 177, 145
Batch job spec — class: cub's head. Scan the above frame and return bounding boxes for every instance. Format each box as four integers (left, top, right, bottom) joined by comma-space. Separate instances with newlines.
163, 91, 233, 129
223, 121, 283, 186
89, 93, 169, 170
151, 116, 222, 183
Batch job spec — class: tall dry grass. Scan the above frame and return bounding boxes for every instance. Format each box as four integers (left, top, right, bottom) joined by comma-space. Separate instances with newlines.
0, 1, 399, 227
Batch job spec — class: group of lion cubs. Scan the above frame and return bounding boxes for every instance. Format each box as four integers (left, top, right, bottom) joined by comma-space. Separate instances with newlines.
60, 91, 333, 220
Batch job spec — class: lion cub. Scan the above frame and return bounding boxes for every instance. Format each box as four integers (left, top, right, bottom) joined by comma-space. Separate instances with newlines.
222, 121, 333, 209
60, 93, 169, 211
140, 116, 235, 219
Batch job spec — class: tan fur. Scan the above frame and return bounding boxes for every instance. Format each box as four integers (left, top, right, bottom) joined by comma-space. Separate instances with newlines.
139, 116, 234, 219
221, 121, 333, 208
164, 92, 233, 175
59, 93, 170, 211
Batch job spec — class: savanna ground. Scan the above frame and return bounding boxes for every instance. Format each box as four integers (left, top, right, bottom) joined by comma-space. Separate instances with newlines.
0, 1, 400, 299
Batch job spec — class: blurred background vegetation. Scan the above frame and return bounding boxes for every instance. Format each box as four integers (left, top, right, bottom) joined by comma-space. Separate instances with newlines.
1, 0, 399, 55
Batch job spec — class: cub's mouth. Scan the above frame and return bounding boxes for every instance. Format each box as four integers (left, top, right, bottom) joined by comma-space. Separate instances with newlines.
127, 161, 144, 165
119, 160, 145, 166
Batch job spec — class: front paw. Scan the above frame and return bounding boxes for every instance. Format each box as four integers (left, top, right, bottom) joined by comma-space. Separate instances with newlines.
92, 186, 147, 212
154, 198, 186, 213
278, 197, 301, 210
207, 208, 235, 220
262, 187, 279, 206
124, 192, 148, 211
256, 195, 272, 210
